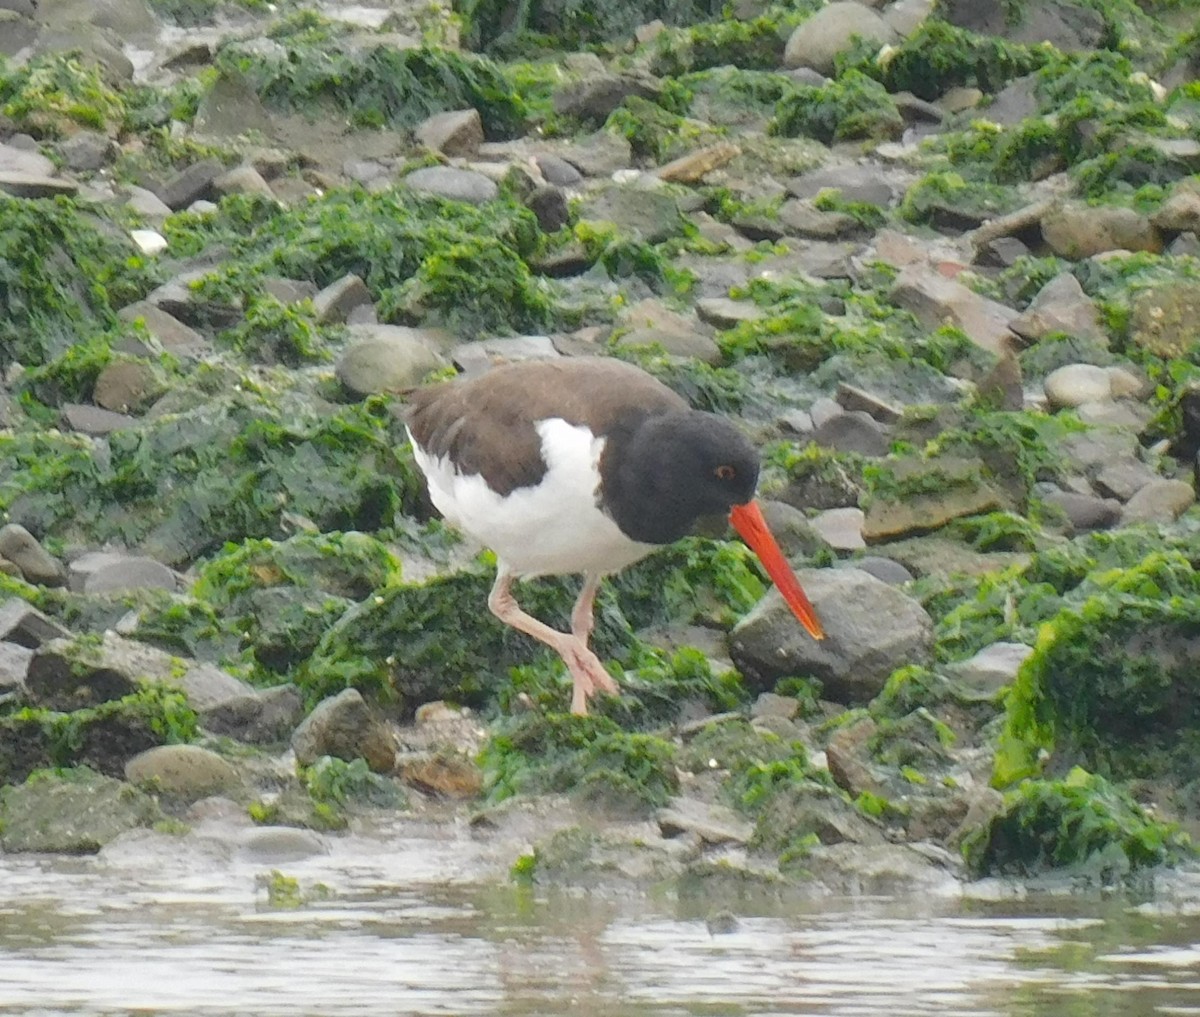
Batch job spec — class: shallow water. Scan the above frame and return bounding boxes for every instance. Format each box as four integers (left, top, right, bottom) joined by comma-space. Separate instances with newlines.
2, 820, 1199, 1017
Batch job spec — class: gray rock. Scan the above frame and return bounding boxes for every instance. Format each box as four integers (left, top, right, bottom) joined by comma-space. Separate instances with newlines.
1041, 489, 1121, 533
125, 744, 239, 796
71, 553, 179, 595
336, 325, 447, 396
813, 411, 891, 457
450, 335, 559, 376
882, 0, 934, 35
194, 70, 275, 138
239, 826, 327, 862
786, 163, 899, 207
939, 0, 1105, 51
61, 403, 138, 436
730, 569, 934, 704
1009, 272, 1106, 345
153, 157, 225, 210
0, 172, 78, 198
784, 2, 898, 76
558, 131, 633, 177
1121, 479, 1196, 524
695, 296, 763, 329
58, 131, 112, 172
1094, 459, 1158, 502
657, 797, 754, 845
123, 185, 173, 219
779, 198, 861, 239
535, 154, 583, 186
201, 683, 305, 744
38, 0, 160, 41
526, 184, 569, 233
291, 688, 397, 772
1043, 363, 1113, 409
313, 273, 373, 324
889, 264, 1018, 356
27, 631, 257, 713
0, 141, 55, 177
212, 164, 275, 199
118, 301, 209, 353
809, 507, 866, 550
1041, 202, 1163, 258
0, 524, 65, 586
0, 769, 164, 854
261, 278, 319, 305
552, 74, 660, 123
402, 166, 498, 205
0, 641, 32, 695
1128, 280, 1200, 359
1061, 429, 1140, 478
846, 556, 915, 586
1151, 181, 1200, 233
415, 108, 485, 157
948, 642, 1033, 694
984, 74, 1039, 127
0, 599, 71, 647
578, 185, 683, 244
836, 382, 903, 424
93, 360, 162, 414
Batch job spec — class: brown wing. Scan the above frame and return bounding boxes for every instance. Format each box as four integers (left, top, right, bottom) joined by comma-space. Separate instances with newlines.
404, 357, 688, 497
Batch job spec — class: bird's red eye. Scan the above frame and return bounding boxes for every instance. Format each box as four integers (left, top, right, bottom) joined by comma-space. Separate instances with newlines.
715, 464, 736, 480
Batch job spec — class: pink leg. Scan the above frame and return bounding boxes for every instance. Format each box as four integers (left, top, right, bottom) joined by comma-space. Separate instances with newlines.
571, 573, 603, 646
488, 569, 619, 715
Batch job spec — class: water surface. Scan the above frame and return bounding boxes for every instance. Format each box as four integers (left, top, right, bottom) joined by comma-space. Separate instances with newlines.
2, 820, 1198, 1016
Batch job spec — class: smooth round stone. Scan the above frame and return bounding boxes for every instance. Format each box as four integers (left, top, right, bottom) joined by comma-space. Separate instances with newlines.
81, 555, 178, 594
125, 745, 239, 796
402, 166, 498, 205
844, 556, 914, 586
1043, 363, 1113, 410
239, 826, 328, 862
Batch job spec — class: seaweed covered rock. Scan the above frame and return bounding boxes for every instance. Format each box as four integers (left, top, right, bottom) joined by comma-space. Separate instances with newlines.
995, 553, 1200, 787
0, 767, 166, 854
963, 767, 1191, 877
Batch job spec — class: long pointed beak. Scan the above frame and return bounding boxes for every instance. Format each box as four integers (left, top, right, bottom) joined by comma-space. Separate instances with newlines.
729, 501, 825, 640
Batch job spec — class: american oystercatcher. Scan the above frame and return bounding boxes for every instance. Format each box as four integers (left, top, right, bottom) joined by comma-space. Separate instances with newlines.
405, 356, 824, 715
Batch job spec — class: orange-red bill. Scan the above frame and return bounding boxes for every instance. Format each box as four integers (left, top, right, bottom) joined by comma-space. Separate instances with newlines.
729, 500, 825, 640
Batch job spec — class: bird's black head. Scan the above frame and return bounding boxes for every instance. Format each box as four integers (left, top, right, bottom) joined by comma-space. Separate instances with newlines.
603, 409, 760, 544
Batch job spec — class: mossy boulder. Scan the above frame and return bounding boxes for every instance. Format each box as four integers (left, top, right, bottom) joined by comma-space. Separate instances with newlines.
0, 767, 166, 853
995, 553, 1200, 787
963, 767, 1192, 877
771, 70, 902, 144
0, 394, 418, 567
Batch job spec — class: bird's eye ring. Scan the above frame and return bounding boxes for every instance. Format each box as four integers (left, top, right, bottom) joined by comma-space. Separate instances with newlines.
715, 464, 736, 480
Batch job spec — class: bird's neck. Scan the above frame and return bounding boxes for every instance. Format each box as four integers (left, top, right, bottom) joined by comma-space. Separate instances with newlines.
600, 412, 700, 545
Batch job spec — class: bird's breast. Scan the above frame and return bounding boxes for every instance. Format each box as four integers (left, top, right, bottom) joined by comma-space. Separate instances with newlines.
409, 417, 657, 578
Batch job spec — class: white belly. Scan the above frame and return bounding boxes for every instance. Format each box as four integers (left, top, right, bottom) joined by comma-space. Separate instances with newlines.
409, 418, 657, 578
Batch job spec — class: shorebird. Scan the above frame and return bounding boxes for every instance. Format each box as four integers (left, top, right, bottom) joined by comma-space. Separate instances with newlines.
405, 356, 824, 714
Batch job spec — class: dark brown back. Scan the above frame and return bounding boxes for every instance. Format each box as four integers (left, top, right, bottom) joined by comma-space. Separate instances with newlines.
405, 357, 689, 496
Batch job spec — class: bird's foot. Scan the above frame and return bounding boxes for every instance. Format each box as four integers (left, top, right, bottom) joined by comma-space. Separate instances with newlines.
561, 640, 621, 716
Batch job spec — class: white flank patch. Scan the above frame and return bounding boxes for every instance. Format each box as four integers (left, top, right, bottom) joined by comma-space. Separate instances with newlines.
410, 418, 656, 577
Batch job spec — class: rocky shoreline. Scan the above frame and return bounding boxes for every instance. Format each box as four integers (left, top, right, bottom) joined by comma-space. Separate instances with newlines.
1, 0, 1199, 896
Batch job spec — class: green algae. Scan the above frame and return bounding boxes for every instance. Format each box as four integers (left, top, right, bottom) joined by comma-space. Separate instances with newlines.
838, 19, 1050, 101
0, 197, 159, 370
963, 767, 1192, 877
994, 552, 1200, 788
217, 39, 525, 136
0, 393, 418, 567
167, 189, 552, 340
0, 53, 125, 136
0, 688, 198, 786
479, 712, 678, 811
771, 70, 903, 144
